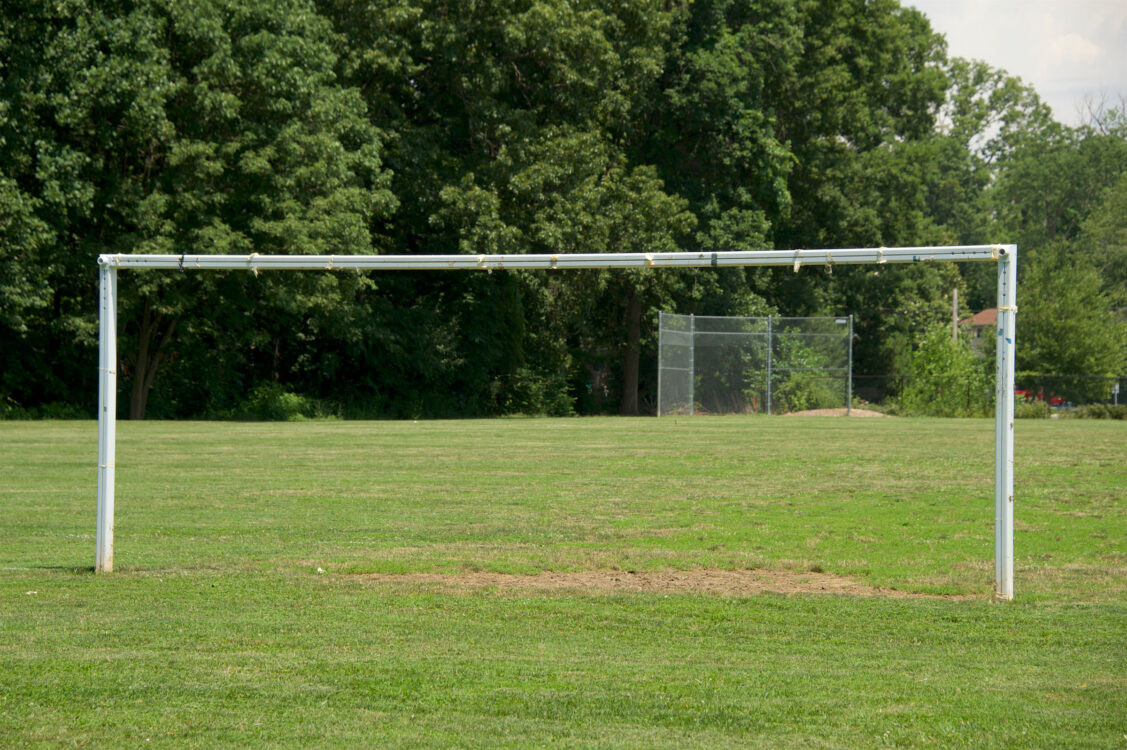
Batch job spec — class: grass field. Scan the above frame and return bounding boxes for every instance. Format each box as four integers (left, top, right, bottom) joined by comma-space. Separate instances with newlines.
2, 416, 1125, 747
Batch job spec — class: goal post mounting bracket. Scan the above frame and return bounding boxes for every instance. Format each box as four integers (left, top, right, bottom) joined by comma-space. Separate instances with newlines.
95, 244, 1018, 600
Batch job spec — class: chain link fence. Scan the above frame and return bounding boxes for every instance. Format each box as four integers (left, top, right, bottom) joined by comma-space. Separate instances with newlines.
657, 312, 853, 416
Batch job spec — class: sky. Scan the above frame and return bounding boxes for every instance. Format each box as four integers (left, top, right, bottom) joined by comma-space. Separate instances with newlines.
906, 0, 1127, 125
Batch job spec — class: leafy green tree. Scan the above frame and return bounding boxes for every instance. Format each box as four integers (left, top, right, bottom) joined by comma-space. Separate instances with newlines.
991, 130, 1127, 259
10, 0, 1121, 420
449, 128, 696, 413
1, 1, 181, 412
773, 0, 948, 250
938, 58, 1059, 167
0, 0, 395, 418
1016, 251, 1127, 403
900, 325, 992, 417
752, 0, 957, 395
325, 0, 699, 414
640, 0, 799, 253
1077, 168, 1127, 308
980, 100, 1127, 403
0, 175, 53, 338
925, 58, 1059, 310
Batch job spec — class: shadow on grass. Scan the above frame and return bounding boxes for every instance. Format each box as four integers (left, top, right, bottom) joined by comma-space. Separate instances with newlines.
32, 565, 96, 574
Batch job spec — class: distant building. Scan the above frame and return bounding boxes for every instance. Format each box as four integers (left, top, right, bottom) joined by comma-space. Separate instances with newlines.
958, 308, 996, 352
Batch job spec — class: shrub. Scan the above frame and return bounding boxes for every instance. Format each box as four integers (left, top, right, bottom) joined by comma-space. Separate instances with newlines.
1065, 404, 1127, 420
899, 326, 992, 417
501, 368, 575, 417
233, 382, 330, 421
0, 398, 92, 420
773, 372, 843, 413
0, 397, 26, 420
1015, 400, 1051, 419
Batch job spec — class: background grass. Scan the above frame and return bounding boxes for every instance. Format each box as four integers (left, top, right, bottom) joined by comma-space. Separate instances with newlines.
2, 417, 1125, 747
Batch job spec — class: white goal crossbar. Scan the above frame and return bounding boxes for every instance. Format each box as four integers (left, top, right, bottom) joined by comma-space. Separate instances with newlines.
95, 245, 1018, 599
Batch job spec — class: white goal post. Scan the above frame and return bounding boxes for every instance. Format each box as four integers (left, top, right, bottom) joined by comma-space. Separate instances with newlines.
95, 245, 1018, 599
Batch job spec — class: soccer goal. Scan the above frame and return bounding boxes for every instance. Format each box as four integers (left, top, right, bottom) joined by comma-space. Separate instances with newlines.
95, 245, 1018, 599
658, 313, 852, 416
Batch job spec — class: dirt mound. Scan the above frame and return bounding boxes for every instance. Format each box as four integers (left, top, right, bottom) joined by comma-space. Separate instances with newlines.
784, 407, 887, 417
355, 568, 969, 599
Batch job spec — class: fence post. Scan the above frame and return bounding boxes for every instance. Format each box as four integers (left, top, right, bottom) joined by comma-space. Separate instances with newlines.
688, 314, 695, 416
656, 312, 664, 417
847, 314, 854, 416
766, 316, 773, 415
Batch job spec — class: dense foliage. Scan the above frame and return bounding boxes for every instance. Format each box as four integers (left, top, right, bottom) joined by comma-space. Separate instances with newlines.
2, 0, 1125, 418
898, 326, 991, 417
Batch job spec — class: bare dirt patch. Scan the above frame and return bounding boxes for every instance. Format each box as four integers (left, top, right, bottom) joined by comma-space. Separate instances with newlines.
354, 568, 972, 599
785, 407, 887, 417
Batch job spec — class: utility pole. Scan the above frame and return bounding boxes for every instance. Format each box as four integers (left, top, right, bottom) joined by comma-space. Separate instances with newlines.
953, 287, 959, 341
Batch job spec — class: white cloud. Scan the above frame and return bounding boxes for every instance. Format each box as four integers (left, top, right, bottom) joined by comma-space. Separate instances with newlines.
907, 0, 1127, 125
1090, 4, 1127, 31
1048, 33, 1102, 66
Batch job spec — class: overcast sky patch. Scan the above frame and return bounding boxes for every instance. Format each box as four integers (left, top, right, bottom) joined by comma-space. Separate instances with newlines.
906, 0, 1127, 125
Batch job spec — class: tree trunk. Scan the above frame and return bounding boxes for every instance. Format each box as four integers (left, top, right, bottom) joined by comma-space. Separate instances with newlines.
619, 285, 642, 416
129, 297, 176, 420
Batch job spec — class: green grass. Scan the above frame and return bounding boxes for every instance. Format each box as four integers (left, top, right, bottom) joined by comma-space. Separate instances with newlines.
2, 417, 1125, 747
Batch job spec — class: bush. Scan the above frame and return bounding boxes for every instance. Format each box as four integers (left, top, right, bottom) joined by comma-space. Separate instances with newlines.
0, 397, 27, 420
1065, 404, 1127, 420
0, 398, 92, 420
232, 382, 332, 421
1015, 400, 1051, 419
899, 326, 993, 417
501, 369, 575, 417
773, 372, 843, 413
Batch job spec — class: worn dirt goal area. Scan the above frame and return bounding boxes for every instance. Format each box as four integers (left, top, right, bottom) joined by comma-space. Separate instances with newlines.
357, 568, 970, 599
785, 408, 887, 417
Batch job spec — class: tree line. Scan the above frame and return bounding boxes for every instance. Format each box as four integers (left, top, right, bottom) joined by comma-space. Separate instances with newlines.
2, 0, 1125, 419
